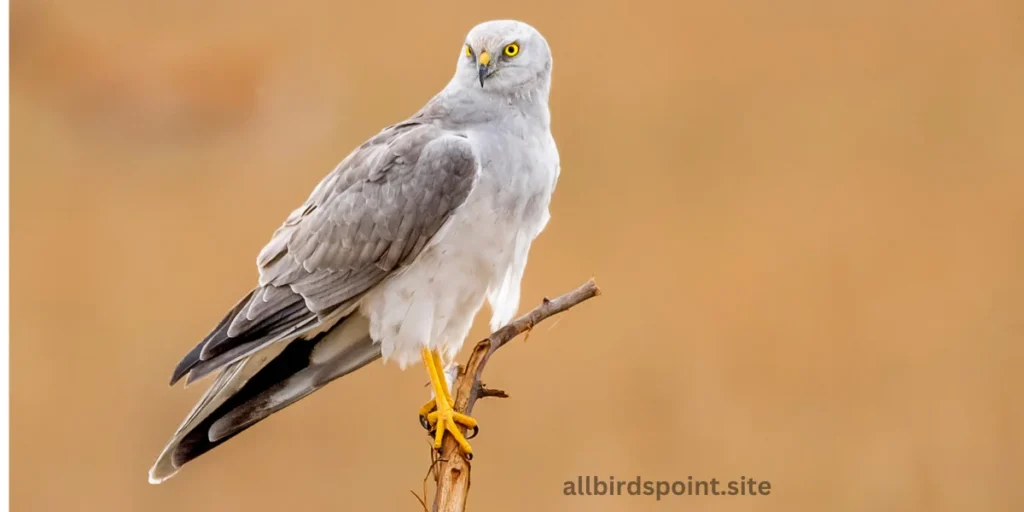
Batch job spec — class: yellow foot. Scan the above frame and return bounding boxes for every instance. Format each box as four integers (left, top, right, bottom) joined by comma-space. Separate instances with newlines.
419, 348, 479, 458
418, 397, 447, 426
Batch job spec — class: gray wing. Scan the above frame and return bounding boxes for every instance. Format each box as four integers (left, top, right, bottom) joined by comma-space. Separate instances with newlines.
150, 120, 478, 483
170, 121, 479, 385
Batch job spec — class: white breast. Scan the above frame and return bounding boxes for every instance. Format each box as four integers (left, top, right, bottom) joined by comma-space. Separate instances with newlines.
358, 125, 558, 369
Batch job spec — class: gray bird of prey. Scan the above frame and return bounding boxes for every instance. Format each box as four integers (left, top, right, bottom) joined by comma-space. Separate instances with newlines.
148, 19, 559, 483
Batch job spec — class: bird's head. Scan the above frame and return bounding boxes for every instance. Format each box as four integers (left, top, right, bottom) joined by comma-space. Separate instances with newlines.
454, 20, 552, 97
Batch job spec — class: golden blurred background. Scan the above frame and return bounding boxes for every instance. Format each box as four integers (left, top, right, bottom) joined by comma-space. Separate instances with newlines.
10, 0, 1024, 510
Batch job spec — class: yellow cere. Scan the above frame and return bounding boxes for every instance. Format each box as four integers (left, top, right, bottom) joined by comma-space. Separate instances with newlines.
504, 43, 520, 57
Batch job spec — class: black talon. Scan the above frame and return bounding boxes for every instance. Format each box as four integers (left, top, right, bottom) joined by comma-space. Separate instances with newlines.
419, 415, 432, 431
466, 425, 479, 440
465, 452, 473, 461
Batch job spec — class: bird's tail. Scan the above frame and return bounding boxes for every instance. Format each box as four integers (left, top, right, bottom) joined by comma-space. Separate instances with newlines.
148, 314, 380, 484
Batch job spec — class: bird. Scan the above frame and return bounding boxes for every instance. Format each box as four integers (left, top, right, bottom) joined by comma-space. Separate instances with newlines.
148, 19, 560, 484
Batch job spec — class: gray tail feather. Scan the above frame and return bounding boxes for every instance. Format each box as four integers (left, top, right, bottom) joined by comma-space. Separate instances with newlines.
148, 315, 380, 484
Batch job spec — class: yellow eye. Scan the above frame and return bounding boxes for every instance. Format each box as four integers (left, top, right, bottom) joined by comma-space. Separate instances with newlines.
465, 45, 473, 57
503, 43, 520, 57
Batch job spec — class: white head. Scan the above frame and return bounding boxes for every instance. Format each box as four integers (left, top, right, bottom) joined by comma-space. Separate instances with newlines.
453, 20, 553, 98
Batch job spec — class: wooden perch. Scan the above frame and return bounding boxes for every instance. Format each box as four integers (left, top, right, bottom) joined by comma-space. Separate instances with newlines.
421, 279, 601, 512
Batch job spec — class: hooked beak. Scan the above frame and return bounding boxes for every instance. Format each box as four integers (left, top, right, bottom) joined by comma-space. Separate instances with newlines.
477, 51, 491, 87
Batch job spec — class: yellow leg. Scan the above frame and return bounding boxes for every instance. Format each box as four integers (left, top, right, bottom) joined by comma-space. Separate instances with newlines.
418, 351, 448, 419
418, 348, 478, 456
433, 350, 455, 406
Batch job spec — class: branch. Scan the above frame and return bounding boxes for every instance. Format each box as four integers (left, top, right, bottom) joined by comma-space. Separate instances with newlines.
428, 279, 601, 512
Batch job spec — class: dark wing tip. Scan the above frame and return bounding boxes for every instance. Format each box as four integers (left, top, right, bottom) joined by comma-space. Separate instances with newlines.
168, 342, 203, 386
167, 290, 261, 386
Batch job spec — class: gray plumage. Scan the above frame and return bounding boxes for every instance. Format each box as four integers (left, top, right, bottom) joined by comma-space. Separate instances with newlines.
150, 19, 559, 483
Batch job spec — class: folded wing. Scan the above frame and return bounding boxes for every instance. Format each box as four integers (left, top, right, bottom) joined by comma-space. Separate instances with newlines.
149, 120, 479, 483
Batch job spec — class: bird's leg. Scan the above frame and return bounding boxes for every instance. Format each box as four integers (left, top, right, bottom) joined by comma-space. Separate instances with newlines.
417, 350, 452, 421
417, 347, 478, 457
434, 350, 456, 406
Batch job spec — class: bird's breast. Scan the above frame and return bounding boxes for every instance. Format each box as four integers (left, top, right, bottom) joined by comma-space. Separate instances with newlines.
468, 124, 558, 215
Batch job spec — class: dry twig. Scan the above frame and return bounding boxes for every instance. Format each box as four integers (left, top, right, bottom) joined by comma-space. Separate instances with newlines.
427, 279, 601, 511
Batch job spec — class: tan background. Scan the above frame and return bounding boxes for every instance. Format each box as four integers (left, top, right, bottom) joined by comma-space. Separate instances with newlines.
11, 0, 1024, 510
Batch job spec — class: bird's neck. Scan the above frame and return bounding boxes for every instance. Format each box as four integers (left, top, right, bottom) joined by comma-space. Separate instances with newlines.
430, 82, 551, 130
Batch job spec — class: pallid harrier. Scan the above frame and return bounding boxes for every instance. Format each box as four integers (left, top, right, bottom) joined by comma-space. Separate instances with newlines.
149, 19, 559, 483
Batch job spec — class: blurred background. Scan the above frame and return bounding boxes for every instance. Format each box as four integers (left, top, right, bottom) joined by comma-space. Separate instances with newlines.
10, 0, 1024, 510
